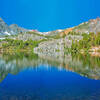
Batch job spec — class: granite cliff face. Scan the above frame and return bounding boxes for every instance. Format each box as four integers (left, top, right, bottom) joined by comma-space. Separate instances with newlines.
34, 35, 83, 56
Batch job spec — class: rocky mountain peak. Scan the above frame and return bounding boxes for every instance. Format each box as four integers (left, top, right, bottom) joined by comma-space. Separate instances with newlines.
0, 18, 28, 35
72, 17, 100, 34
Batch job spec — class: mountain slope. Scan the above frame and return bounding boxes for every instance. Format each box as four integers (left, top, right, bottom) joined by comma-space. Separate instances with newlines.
0, 18, 28, 35
0, 18, 11, 35
59, 17, 100, 36
9, 24, 28, 35
73, 17, 100, 34
1, 17, 100, 36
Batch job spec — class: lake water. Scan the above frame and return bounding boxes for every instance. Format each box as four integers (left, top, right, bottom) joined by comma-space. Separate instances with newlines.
0, 53, 100, 100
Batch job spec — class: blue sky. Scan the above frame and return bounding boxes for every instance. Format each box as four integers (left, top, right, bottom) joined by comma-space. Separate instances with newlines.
0, 0, 100, 32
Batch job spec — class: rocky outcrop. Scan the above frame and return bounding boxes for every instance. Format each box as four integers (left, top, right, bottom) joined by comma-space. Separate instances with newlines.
9, 24, 28, 35
16, 32, 46, 41
73, 17, 100, 34
34, 35, 83, 56
34, 38, 65, 57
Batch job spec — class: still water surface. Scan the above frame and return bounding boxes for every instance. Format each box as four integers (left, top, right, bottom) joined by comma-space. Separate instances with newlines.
0, 53, 100, 100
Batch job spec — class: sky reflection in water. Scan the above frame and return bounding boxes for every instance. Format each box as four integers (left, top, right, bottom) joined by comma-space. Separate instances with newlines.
0, 53, 100, 100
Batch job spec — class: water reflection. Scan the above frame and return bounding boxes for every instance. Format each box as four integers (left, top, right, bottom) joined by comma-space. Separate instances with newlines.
0, 53, 100, 100
0, 52, 100, 82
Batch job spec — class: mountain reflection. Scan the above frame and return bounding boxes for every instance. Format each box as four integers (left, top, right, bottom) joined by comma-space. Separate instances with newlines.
0, 52, 100, 82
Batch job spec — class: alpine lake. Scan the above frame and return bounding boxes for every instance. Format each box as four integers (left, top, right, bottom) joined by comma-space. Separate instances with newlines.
0, 52, 100, 100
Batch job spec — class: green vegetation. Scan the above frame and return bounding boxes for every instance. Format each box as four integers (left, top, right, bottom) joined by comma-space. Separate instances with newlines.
1, 30, 100, 54
68, 31, 81, 35
0, 31, 65, 53
71, 32, 100, 52
74, 22, 89, 30
2, 52, 38, 62
72, 53, 100, 69
0, 38, 47, 52
27, 31, 44, 37
45, 34, 61, 39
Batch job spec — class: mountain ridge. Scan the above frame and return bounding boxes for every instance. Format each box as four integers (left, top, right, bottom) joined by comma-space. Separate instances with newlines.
0, 18, 28, 35
1, 17, 100, 36
60, 17, 100, 36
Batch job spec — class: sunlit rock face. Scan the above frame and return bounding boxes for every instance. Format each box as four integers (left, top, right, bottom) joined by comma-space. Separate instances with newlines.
34, 38, 65, 57
34, 35, 83, 56
73, 17, 100, 34
16, 32, 46, 41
